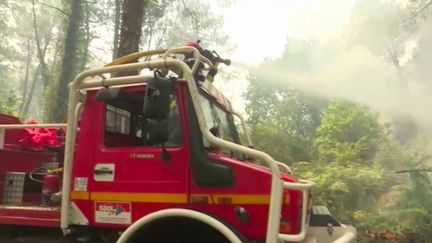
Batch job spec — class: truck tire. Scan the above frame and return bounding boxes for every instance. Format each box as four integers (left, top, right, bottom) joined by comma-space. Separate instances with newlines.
117, 209, 243, 243
131, 217, 230, 243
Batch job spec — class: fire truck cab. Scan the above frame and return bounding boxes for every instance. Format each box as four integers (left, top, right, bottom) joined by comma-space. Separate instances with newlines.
0, 46, 356, 243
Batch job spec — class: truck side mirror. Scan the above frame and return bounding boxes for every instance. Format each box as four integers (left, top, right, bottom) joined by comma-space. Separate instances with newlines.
143, 75, 173, 159
147, 118, 172, 161
143, 76, 172, 120
147, 119, 168, 144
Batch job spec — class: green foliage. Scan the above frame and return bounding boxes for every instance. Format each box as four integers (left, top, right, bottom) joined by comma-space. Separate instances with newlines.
0, 80, 22, 116
0, 0, 232, 120
245, 40, 329, 163
142, 0, 232, 50
293, 161, 388, 220
245, 35, 432, 239
396, 166, 432, 209
293, 133, 432, 239
354, 207, 429, 237
250, 122, 312, 163
42, 79, 58, 122
0, 92, 21, 116
245, 82, 323, 162
314, 100, 384, 164
241, 1, 432, 240
344, 0, 402, 56
374, 136, 408, 170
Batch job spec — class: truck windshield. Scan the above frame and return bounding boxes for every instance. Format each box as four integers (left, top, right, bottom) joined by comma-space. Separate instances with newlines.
199, 93, 241, 156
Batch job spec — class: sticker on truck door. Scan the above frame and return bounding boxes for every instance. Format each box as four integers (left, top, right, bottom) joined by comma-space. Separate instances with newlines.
94, 201, 131, 224
73, 177, 88, 191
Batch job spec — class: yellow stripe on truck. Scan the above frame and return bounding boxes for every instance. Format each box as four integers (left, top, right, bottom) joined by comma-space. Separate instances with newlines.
71, 191, 90, 200
70, 191, 288, 205
90, 192, 188, 203
213, 194, 270, 204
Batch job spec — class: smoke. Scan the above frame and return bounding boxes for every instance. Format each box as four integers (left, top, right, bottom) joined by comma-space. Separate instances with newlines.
223, 1, 432, 140
226, 1, 432, 137
230, 60, 253, 70
302, 46, 432, 130
231, 21, 432, 136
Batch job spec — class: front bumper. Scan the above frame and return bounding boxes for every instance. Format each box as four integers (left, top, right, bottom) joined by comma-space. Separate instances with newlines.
299, 205, 357, 243
279, 177, 356, 243
299, 224, 357, 243
278, 204, 357, 243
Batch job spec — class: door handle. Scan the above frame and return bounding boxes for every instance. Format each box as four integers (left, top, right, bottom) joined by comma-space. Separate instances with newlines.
94, 167, 113, 175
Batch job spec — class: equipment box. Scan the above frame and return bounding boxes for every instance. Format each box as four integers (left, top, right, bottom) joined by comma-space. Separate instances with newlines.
2, 172, 43, 204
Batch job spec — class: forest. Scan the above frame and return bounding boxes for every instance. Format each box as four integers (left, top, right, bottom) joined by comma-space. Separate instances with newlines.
1, 0, 432, 242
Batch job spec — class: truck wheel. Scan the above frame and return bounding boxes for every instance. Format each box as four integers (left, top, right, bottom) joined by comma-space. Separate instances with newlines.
131, 217, 230, 243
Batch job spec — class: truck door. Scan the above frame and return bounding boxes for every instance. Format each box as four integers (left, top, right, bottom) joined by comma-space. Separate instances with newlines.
90, 84, 189, 226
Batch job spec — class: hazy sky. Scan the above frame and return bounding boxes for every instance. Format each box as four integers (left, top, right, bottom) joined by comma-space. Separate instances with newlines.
214, 0, 356, 112
222, 0, 357, 64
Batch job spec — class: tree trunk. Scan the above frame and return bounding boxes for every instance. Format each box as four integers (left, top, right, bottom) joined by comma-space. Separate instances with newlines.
31, 0, 51, 88
112, 0, 122, 60
115, 0, 146, 76
80, 0, 90, 71
51, 0, 83, 122
21, 40, 31, 104
117, 0, 145, 59
20, 30, 52, 117
20, 64, 42, 117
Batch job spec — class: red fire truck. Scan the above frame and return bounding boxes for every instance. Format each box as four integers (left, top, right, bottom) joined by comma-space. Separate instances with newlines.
0, 46, 356, 242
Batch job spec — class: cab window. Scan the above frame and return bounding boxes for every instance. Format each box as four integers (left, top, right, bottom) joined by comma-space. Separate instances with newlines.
105, 105, 130, 135
103, 88, 183, 147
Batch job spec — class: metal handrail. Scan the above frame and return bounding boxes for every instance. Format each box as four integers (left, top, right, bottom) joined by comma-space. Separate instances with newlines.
161, 46, 214, 74
231, 110, 253, 147
277, 161, 293, 175
278, 180, 314, 242
0, 124, 67, 129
